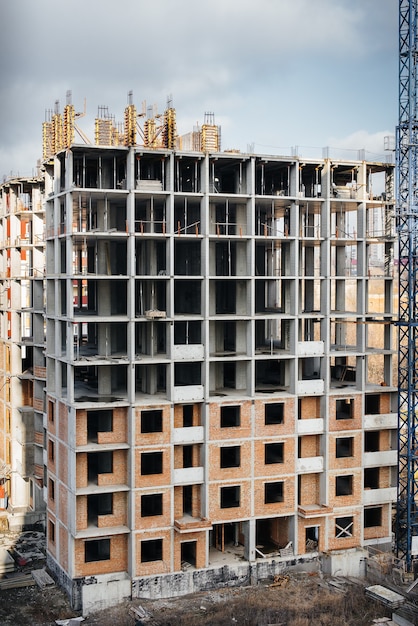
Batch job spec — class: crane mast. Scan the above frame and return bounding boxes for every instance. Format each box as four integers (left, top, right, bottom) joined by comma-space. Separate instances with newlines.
396, 0, 418, 570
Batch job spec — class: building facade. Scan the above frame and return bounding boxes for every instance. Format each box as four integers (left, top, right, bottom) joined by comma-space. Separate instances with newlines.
0, 175, 46, 529
42, 139, 397, 612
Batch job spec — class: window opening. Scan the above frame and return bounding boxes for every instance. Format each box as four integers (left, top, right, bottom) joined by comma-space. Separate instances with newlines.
141, 451, 163, 475
335, 516, 353, 538
220, 405, 240, 428
264, 481, 284, 503
265, 403, 284, 425
336, 437, 353, 458
265, 442, 284, 464
220, 485, 240, 508
220, 446, 241, 468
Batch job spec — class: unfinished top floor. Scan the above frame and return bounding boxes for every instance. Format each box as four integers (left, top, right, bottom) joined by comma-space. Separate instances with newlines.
48, 146, 394, 202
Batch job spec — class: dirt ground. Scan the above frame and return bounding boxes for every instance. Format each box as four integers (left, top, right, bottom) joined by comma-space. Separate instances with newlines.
0, 572, 392, 626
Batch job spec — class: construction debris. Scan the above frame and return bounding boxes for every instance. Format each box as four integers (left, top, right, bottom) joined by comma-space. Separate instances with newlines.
0, 572, 36, 590
270, 574, 290, 588
31, 567, 55, 589
365, 585, 405, 609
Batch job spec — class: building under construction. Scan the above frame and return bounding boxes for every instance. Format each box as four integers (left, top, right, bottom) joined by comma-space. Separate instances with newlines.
0, 95, 397, 613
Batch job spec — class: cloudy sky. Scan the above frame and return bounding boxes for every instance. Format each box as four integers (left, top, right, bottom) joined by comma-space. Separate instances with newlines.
0, 0, 397, 178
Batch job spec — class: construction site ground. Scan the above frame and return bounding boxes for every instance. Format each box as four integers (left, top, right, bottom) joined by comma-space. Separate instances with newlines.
0, 529, 414, 625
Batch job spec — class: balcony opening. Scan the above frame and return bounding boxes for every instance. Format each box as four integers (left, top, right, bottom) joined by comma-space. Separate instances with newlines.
264, 481, 284, 503
265, 442, 284, 464
220, 405, 240, 428
335, 474, 353, 496
175, 240, 201, 275
183, 485, 193, 515
365, 394, 380, 415
215, 281, 236, 314
305, 526, 319, 552
255, 517, 291, 556
336, 437, 353, 458
141, 493, 163, 517
175, 362, 201, 386
87, 409, 113, 442
183, 445, 193, 468
335, 516, 353, 538
215, 241, 236, 276
87, 451, 113, 482
174, 159, 201, 194
220, 485, 240, 508
141, 538, 162, 563
364, 467, 380, 489
183, 405, 194, 427
265, 402, 284, 425
141, 409, 163, 433
365, 431, 379, 452
174, 280, 201, 314
220, 446, 241, 468
85, 538, 110, 562
141, 451, 163, 475
181, 540, 197, 569
336, 398, 354, 420
364, 507, 382, 528
87, 493, 112, 524
174, 321, 201, 345
255, 360, 286, 392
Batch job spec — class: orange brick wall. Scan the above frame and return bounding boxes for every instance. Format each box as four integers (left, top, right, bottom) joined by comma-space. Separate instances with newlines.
135, 530, 171, 577
74, 534, 128, 577
207, 441, 252, 481
97, 449, 127, 486
135, 404, 171, 446
59, 482, 68, 528
329, 470, 362, 508
299, 396, 320, 419
328, 433, 361, 471
173, 531, 206, 571
253, 439, 295, 476
254, 398, 295, 437
299, 474, 319, 506
76, 453, 87, 488
364, 503, 390, 540
254, 477, 295, 516
97, 491, 128, 528
329, 395, 362, 432
59, 524, 69, 573
135, 488, 171, 529
134, 448, 170, 488
58, 442, 68, 485
208, 480, 251, 522
208, 400, 252, 440
297, 518, 326, 554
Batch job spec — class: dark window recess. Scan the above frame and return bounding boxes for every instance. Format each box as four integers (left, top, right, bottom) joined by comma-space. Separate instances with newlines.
264, 481, 284, 503
364, 507, 382, 528
183, 405, 194, 427
174, 321, 201, 345
365, 431, 379, 452
85, 538, 111, 562
265, 442, 284, 464
88, 451, 113, 481
183, 445, 193, 468
220, 446, 241, 468
87, 493, 113, 522
49, 520, 55, 543
49, 479, 55, 501
141, 493, 163, 517
141, 409, 163, 433
265, 403, 284, 425
220, 405, 240, 428
335, 516, 353, 538
175, 362, 201, 386
336, 398, 353, 420
141, 538, 163, 562
365, 394, 380, 414
87, 409, 113, 441
141, 451, 163, 475
48, 440, 55, 461
220, 485, 240, 508
364, 467, 380, 489
336, 437, 353, 458
335, 475, 353, 496
174, 280, 201, 314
